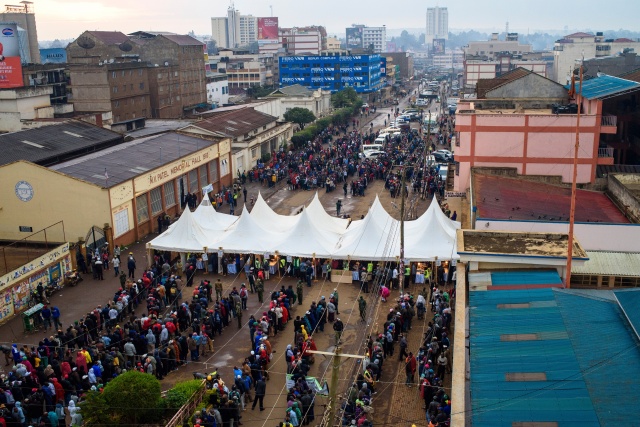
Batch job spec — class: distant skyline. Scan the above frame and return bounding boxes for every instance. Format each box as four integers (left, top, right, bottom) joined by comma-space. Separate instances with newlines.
32, 0, 640, 41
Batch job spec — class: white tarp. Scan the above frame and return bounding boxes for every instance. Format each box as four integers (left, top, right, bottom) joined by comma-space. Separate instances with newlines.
275, 209, 341, 258
251, 192, 301, 232
148, 207, 211, 252
306, 193, 351, 234
192, 198, 238, 231
214, 209, 280, 254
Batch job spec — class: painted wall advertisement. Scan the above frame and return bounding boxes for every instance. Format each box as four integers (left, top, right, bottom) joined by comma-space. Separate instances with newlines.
0, 243, 70, 323
39, 47, 68, 64
346, 27, 363, 49
0, 24, 23, 88
257, 17, 279, 43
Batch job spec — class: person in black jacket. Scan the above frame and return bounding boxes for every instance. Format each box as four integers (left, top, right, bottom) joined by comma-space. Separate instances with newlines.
252, 378, 266, 411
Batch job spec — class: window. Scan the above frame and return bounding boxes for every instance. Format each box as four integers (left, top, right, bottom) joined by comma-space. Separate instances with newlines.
188, 169, 198, 193
150, 187, 162, 215
139, 82, 144, 90
112, 86, 118, 93
114, 100, 119, 107
199, 165, 208, 188
209, 160, 219, 182
139, 69, 143, 76
122, 70, 125, 77
251, 147, 258, 158
123, 84, 126, 92
136, 195, 149, 223
112, 71, 116, 78
164, 181, 175, 207
220, 159, 229, 177
113, 209, 130, 237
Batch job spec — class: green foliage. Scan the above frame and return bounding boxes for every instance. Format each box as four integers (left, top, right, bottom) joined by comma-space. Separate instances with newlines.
261, 152, 272, 162
99, 371, 162, 423
81, 390, 111, 426
163, 380, 203, 410
246, 84, 275, 99
331, 87, 359, 108
315, 117, 332, 131
283, 107, 316, 129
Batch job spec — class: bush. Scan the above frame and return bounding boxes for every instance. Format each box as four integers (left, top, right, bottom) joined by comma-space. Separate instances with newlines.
163, 380, 203, 411
100, 371, 162, 423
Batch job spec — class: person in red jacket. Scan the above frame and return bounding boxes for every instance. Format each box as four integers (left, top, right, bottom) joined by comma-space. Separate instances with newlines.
405, 351, 417, 386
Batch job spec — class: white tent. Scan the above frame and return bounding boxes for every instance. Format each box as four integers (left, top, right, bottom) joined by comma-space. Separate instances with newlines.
305, 193, 351, 234
251, 192, 301, 232
215, 208, 280, 254
192, 198, 238, 231
333, 196, 401, 260
148, 207, 211, 252
275, 209, 341, 258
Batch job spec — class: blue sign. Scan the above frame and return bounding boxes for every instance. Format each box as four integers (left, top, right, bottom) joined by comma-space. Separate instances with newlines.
39, 48, 67, 64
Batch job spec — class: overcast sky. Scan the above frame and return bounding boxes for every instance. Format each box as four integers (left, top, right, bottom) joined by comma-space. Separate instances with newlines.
36, 0, 640, 41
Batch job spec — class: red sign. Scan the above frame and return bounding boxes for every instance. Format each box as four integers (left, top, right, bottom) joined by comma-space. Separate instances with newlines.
0, 56, 23, 88
258, 17, 279, 41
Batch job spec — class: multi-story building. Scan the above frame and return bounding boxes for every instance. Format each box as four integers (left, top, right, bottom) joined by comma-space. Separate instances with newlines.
210, 7, 257, 49
279, 54, 383, 93
426, 6, 448, 44
464, 56, 547, 89
553, 32, 640, 84
346, 25, 386, 53
432, 49, 464, 70
66, 31, 206, 119
463, 33, 532, 59
206, 72, 229, 107
211, 49, 274, 89
0, 3, 40, 63
68, 62, 151, 126
453, 72, 640, 191
259, 26, 327, 56
326, 37, 341, 51
21, 63, 70, 114
382, 52, 414, 80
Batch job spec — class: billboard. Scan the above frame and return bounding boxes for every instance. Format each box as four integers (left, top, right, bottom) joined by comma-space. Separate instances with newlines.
432, 38, 446, 54
346, 27, 363, 49
39, 48, 67, 64
0, 24, 23, 88
258, 17, 279, 43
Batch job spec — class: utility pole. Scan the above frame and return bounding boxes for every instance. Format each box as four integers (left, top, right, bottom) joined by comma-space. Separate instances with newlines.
308, 347, 364, 427
399, 162, 406, 296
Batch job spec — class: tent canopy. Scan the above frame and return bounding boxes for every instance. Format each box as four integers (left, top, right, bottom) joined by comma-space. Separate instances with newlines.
192, 198, 238, 231
251, 192, 301, 232
148, 207, 210, 252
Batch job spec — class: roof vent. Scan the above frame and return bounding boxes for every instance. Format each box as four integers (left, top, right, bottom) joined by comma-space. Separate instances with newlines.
21, 140, 45, 149
63, 131, 83, 138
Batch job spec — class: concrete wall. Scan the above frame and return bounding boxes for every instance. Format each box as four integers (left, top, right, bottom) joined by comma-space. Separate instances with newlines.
608, 174, 640, 223
476, 219, 640, 252
0, 112, 21, 132
0, 161, 110, 242
69, 66, 111, 112
486, 73, 568, 99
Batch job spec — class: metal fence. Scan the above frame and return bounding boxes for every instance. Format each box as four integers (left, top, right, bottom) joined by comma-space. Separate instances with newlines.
163, 380, 207, 427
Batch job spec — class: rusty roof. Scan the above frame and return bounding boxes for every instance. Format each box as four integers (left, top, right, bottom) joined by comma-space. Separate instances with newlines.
565, 32, 594, 38
476, 67, 532, 98
619, 68, 640, 83
160, 34, 204, 46
473, 173, 629, 223
86, 31, 130, 46
188, 108, 277, 137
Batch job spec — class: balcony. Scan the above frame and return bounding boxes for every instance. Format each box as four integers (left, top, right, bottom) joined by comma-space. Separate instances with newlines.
601, 115, 617, 134
597, 146, 615, 165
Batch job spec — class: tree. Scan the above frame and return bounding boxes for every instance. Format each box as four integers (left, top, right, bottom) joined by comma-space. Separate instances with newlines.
83, 371, 162, 424
331, 87, 359, 108
283, 107, 316, 129
246, 84, 275, 99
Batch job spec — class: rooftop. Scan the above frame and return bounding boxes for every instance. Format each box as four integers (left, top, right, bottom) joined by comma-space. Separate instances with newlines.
473, 173, 630, 223
86, 31, 129, 46
572, 251, 640, 277
266, 84, 314, 97
0, 121, 123, 168
459, 230, 587, 258
51, 132, 222, 187
564, 32, 595, 39
596, 164, 640, 178
469, 285, 640, 426
476, 67, 532, 98
160, 34, 204, 46
568, 74, 640, 100
186, 108, 277, 137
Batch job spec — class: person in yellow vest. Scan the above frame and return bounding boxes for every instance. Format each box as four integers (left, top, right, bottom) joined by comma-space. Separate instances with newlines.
326, 261, 332, 281
279, 257, 286, 275
404, 264, 411, 288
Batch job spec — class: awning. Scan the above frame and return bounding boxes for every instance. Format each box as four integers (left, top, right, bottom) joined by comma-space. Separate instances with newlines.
572, 251, 640, 277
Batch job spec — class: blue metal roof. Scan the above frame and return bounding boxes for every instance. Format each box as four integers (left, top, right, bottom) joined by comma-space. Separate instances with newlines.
491, 270, 563, 286
613, 289, 640, 340
566, 75, 640, 100
469, 278, 640, 426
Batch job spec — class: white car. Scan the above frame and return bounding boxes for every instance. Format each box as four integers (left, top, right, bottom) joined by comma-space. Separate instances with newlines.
363, 150, 386, 159
434, 149, 453, 157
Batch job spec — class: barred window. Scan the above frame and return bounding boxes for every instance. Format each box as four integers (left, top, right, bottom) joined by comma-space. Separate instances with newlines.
136, 195, 149, 223
150, 187, 162, 215
189, 169, 198, 193
164, 181, 175, 207
209, 160, 219, 182
199, 165, 208, 188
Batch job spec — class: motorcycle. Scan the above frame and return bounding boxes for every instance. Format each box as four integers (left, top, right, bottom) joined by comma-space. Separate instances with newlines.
29, 291, 49, 306
45, 280, 63, 298
63, 270, 83, 287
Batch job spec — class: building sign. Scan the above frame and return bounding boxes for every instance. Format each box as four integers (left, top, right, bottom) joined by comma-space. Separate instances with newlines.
39, 48, 67, 64
445, 191, 466, 198
258, 17, 279, 43
432, 38, 446, 55
18, 226, 32, 232
346, 27, 364, 49
0, 243, 69, 290
0, 24, 23, 88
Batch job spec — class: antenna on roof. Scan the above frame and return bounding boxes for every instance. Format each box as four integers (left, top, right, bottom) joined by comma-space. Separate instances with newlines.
505, 21, 509, 34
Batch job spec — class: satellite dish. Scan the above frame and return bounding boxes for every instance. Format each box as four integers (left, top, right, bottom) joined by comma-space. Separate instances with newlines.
137, 59, 141, 62
164, 61, 169, 66
76, 36, 95, 50
109, 59, 114, 64
119, 41, 133, 52
98, 61, 103, 66
155, 64, 159, 67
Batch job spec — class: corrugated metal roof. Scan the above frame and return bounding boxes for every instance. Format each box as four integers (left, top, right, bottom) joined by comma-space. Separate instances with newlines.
572, 251, 640, 276
470, 284, 640, 426
567, 75, 640, 100
469, 286, 599, 426
596, 164, 640, 178
477, 68, 532, 98
87, 31, 130, 46
51, 132, 219, 187
473, 174, 630, 223
0, 121, 123, 167
189, 108, 277, 137
614, 290, 640, 340
161, 34, 204, 46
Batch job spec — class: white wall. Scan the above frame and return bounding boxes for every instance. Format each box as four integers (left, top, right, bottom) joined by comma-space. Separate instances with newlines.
476, 219, 640, 252
206, 79, 229, 107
